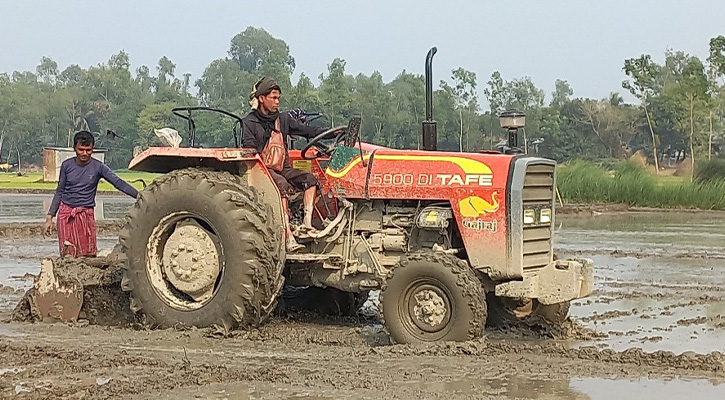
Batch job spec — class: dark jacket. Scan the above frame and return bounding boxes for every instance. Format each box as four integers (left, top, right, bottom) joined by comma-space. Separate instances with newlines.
242, 111, 325, 154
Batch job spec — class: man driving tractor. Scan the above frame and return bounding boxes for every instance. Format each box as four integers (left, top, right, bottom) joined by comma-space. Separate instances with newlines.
241, 77, 327, 252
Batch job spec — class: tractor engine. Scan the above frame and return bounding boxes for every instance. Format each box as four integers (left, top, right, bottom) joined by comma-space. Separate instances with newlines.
285, 199, 457, 291
352, 200, 454, 256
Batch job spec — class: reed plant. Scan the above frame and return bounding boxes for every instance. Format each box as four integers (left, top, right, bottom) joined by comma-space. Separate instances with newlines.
556, 160, 612, 203
694, 159, 725, 184
556, 160, 725, 210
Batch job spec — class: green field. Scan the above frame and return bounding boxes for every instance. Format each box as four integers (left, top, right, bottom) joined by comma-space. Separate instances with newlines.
0, 171, 159, 192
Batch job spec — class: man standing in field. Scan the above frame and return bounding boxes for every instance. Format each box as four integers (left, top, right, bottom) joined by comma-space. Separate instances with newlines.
44, 130, 139, 257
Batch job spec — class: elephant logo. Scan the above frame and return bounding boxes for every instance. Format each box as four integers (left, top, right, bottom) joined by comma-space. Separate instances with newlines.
459, 192, 499, 217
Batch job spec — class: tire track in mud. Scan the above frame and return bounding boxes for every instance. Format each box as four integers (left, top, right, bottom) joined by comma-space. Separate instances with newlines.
0, 342, 289, 400
601, 281, 725, 292
237, 317, 725, 375
2, 322, 724, 400
583, 290, 725, 304
561, 248, 725, 260
210, 316, 725, 376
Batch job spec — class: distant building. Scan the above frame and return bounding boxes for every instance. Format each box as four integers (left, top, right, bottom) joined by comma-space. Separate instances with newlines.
42, 147, 107, 182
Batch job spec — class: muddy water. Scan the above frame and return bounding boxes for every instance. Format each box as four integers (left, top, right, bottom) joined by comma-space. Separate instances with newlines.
571, 378, 724, 400
155, 376, 724, 400
556, 211, 725, 256
557, 212, 725, 354
0, 210, 724, 398
0, 193, 134, 223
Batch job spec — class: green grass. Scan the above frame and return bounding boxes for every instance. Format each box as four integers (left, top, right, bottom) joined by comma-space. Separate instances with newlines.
557, 160, 725, 210
0, 171, 159, 192
695, 159, 725, 184
655, 175, 688, 187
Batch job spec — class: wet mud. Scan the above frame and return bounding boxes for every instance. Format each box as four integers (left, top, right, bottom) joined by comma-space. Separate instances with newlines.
556, 202, 631, 216
10, 257, 140, 327
558, 212, 725, 356
0, 210, 724, 398
0, 318, 723, 399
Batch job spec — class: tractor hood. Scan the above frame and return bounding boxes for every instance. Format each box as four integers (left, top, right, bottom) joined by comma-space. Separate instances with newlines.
324, 146, 516, 201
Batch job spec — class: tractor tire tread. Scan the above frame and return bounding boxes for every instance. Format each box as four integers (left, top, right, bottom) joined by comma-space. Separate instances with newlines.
379, 252, 486, 344
118, 167, 284, 329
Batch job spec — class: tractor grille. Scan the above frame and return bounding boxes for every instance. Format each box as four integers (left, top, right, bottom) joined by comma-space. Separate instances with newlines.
521, 163, 554, 271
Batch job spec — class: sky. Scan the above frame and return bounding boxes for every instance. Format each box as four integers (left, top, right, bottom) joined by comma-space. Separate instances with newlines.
1, 0, 723, 107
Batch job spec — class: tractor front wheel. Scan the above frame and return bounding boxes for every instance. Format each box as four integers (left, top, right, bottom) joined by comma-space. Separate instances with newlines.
380, 253, 486, 344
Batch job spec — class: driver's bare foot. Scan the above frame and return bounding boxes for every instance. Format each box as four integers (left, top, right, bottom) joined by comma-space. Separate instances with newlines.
302, 214, 317, 231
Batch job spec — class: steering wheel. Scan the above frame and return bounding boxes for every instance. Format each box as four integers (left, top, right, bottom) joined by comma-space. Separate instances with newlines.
301, 126, 347, 160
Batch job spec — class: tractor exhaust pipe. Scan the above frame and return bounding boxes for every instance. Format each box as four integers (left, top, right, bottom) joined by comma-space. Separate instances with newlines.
422, 47, 437, 151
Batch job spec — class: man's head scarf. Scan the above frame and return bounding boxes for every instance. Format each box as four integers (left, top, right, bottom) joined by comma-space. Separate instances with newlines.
249, 77, 281, 110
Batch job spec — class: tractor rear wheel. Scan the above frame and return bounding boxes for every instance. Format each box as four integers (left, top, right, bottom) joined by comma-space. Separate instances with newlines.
486, 294, 570, 326
380, 253, 486, 344
119, 168, 284, 330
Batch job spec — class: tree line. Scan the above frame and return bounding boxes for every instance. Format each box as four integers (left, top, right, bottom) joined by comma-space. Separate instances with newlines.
1, 27, 724, 170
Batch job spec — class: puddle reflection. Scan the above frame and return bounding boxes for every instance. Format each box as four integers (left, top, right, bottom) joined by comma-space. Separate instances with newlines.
571, 377, 724, 400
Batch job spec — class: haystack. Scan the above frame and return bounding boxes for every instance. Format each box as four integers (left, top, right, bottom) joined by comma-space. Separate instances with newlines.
629, 150, 649, 168
674, 157, 693, 177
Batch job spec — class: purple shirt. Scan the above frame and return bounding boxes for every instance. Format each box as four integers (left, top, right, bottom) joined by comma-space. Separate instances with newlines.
48, 158, 139, 216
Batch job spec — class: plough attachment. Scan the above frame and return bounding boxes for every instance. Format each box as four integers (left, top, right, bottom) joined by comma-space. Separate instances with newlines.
12, 254, 137, 326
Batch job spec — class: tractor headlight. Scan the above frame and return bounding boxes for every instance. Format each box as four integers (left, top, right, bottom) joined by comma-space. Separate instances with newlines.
523, 209, 536, 225
540, 208, 552, 224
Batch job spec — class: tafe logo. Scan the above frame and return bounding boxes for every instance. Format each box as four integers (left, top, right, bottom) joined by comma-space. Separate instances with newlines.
436, 173, 492, 186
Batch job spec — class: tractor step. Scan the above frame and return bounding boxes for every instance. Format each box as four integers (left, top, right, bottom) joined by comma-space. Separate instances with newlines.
285, 253, 343, 262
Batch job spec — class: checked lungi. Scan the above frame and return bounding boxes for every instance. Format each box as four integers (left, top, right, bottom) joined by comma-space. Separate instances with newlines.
57, 202, 97, 257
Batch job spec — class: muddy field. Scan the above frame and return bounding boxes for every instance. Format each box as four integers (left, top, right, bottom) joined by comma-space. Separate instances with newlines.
0, 194, 724, 399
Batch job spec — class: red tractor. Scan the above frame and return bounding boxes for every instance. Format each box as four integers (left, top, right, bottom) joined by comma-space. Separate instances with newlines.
120, 48, 593, 343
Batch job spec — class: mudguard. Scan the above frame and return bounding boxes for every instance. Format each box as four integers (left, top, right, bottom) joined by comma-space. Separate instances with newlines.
128, 147, 286, 252
129, 147, 261, 173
